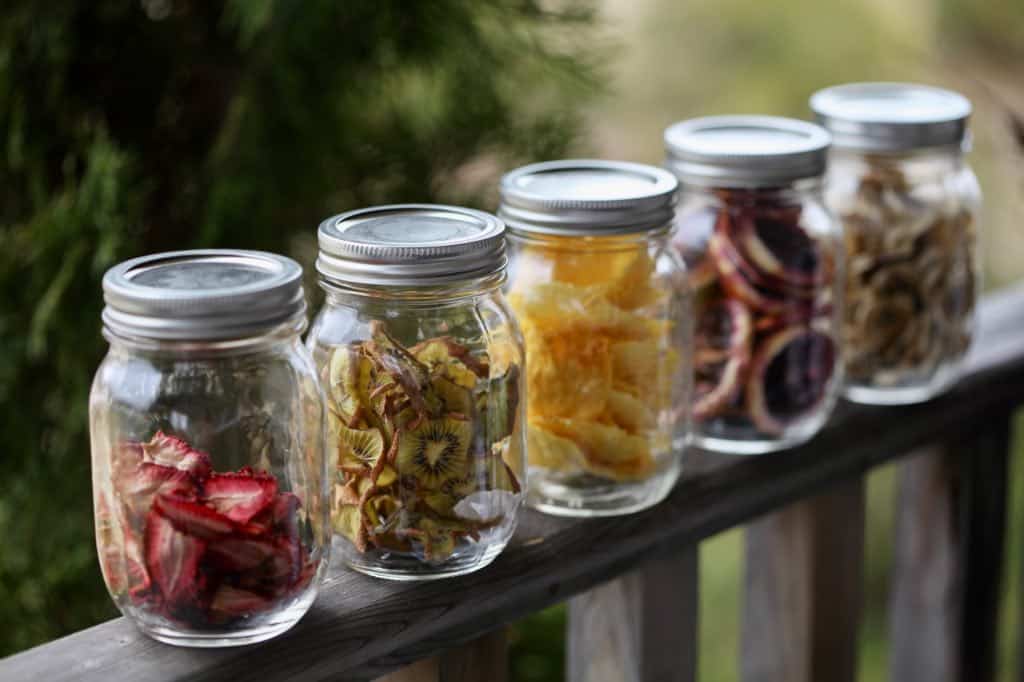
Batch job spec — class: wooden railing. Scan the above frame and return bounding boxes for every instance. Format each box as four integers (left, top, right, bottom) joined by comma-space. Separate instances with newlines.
3, 283, 1024, 682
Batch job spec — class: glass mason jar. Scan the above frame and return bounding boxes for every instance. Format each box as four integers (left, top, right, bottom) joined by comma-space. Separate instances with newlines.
90, 250, 329, 647
665, 117, 843, 454
308, 205, 526, 580
811, 83, 980, 405
499, 160, 691, 517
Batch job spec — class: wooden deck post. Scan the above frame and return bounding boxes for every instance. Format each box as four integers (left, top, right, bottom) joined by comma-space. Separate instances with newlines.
741, 478, 865, 682
567, 548, 698, 682
375, 629, 508, 682
890, 415, 1011, 682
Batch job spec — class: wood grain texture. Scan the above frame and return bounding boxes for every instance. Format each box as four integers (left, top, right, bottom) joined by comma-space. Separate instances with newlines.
2, 283, 1023, 682
890, 417, 1010, 682
741, 479, 864, 682
376, 630, 507, 682
567, 548, 697, 682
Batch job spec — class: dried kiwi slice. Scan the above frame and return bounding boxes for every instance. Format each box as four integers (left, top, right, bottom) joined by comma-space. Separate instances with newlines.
336, 424, 385, 472
396, 417, 472, 489
485, 364, 520, 442
329, 345, 373, 425
746, 327, 835, 435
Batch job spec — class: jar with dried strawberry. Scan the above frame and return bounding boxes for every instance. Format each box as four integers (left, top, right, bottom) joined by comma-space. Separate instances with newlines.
665, 116, 842, 454
811, 83, 980, 404
308, 205, 526, 580
500, 160, 692, 516
90, 250, 329, 647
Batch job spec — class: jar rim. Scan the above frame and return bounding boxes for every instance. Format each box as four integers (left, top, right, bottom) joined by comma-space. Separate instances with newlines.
810, 82, 971, 151
317, 204, 507, 287
101, 249, 307, 342
499, 159, 678, 236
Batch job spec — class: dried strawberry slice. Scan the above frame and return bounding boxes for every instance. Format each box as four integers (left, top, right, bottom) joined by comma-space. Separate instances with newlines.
202, 471, 278, 524
208, 586, 273, 622
270, 492, 301, 541
142, 431, 213, 480
693, 299, 753, 420
153, 494, 236, 540
144, 508, 206, 609
205, 535, 278, 573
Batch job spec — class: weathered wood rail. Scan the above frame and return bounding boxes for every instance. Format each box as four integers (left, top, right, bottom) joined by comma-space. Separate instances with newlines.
3, 283, 1023, 682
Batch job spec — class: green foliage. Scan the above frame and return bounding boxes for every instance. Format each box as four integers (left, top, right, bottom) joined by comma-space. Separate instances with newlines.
0, 0, 598, 656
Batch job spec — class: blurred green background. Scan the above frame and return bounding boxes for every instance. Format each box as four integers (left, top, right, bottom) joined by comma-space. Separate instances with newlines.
1, 0, 1022, 680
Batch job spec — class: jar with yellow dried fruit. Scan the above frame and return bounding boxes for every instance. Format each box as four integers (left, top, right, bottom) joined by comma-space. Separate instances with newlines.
665, 116, 843, 454
500, 160, 691, 517
811, 83, 980, 404
307, 205, 525, 580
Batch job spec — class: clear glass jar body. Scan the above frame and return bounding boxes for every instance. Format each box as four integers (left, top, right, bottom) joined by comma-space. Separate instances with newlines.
307, 276, 526, 580
672, 183, 843, 454
89, 327, 329, 647
505, 228, 691, 516
824, 147, 980, 404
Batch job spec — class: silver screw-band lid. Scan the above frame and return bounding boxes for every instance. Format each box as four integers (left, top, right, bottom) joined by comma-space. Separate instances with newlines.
664, 115, 831, 188
317, 204, 506, 287
102, 249, 306, 341
499, 159, 678, 236
810, 82, 971, 151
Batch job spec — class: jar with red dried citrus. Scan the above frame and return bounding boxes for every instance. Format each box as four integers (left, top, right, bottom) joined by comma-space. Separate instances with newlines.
501, 160, 691, 516
665, 116, 843, 454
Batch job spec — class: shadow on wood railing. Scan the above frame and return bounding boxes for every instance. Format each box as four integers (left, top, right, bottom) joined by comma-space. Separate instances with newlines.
4, 283, 1024, 682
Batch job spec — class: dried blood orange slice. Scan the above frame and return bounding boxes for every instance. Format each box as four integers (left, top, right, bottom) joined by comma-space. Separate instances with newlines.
745, 327, 836, 434
693, 298, 753, 420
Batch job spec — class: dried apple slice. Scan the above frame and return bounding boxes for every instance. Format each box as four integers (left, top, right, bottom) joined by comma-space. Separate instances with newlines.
203, 471, 278, 524
746, 327, 836, 435
693, 298, 753, 420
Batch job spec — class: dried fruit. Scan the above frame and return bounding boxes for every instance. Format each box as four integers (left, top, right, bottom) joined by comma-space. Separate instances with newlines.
107, 432, 314, 629
674, 190, 838, 441
745, 328, 836, 435
327, 323, 522, 563
397, 417, 472, 489
693, 299, 753, 419
837, 161, 975, 389
508, 242, 678, 482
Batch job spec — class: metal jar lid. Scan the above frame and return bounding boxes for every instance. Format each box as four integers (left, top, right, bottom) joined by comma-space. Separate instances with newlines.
810, 82, 971, 151
317, 204, 506, 287
664, 115, 831, 188
102, 250, 306, 341
498, 159, 678, 236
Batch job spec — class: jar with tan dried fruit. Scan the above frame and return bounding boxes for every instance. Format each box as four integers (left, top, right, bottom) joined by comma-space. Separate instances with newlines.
308, 205, 525, 580
500, 160, 691, 517
811, 83, 980, 404
665, 116, 843, 454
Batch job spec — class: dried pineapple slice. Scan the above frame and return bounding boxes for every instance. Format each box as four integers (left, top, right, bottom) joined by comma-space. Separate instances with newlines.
522, 325, 611, 420
534, 416, 656, 482
527, 425, 587, 473
606, 390, 656, 432
509, 282, 654, 340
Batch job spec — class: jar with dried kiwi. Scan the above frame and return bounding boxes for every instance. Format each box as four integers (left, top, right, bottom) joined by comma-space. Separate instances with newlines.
811, 83, 981, 404
500, 160, 691, 517
307, 205, 525, 580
